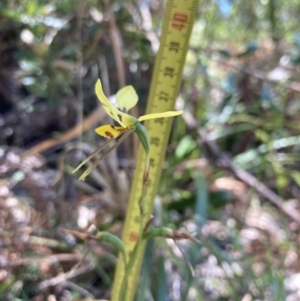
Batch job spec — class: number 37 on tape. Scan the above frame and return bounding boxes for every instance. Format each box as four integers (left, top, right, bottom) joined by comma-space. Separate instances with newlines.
172, 13, 188, 31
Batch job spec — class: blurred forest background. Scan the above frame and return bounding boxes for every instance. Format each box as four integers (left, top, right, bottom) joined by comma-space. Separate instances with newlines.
1, 0, 300, 300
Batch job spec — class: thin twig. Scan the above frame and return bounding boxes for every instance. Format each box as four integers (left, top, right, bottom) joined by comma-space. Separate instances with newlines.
174, 240, 195, 277
197, 46, 300, 93
198, 129, 300, 225
104, 0, 125, 88
28, 235, 72, 251
20, 105, 106, 159
180, 109, 300, 225
105, 0, 139, 156
38, 261, 95, 290
75, 0, 86, 134
0, 254, 81, 268
63, 281, 95, 298
218, 58, 300, 93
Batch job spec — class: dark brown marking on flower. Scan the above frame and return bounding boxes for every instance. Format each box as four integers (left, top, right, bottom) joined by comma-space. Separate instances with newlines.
118, 114, 123, 122
111, 125, 126, 132
105, 131, 114, 138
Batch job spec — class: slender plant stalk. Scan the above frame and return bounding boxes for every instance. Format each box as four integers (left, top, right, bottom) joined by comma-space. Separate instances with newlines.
118, 159, 149, 301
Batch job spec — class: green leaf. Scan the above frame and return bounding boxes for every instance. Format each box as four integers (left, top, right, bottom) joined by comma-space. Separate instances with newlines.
291, 171, 300, 186
175, 135, 197, 159
193, 172, 208, 228
217, 49, 231, 58
137, 240, 153, 301
156, 257, 168, 301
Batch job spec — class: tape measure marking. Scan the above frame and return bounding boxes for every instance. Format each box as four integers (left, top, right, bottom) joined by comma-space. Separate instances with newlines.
111, 1, 198, 300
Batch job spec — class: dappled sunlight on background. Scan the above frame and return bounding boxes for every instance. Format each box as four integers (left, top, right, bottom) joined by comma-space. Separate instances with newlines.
1, 0, 300, 300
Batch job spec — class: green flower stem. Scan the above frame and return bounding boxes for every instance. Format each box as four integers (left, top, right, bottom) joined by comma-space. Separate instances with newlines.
119, 169, 149, 301
118, 123, 151, 301
119, 166, 149, 301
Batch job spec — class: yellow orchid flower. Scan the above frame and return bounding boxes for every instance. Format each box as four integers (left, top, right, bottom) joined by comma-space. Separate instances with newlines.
94, 79, 183, 139
73, 79, 183, 180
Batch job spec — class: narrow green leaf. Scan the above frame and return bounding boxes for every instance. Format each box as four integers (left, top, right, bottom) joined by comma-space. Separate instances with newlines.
156, 257, 168, 301
193, 171, 207, 228
79, 130, 133, 180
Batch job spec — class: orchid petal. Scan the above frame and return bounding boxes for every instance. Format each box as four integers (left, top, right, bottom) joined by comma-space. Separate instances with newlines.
138, 110, 183, 122
95, 79, 132, 127
116, 85, 138, 111
95, 125, 127, 139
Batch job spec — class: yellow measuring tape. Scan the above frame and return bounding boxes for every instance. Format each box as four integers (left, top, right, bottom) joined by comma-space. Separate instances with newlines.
111, 0, 198, 300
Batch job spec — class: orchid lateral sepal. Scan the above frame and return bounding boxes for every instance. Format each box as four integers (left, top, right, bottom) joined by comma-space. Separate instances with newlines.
72, 138, 113, 174
78, 130, 134, 181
